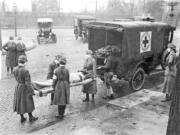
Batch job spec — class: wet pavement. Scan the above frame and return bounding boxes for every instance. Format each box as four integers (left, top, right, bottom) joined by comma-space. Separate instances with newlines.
0, 28, 180, 135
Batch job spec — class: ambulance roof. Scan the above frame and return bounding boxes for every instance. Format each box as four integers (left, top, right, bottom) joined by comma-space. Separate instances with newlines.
74, 15, 96, 20
88, 21, 171, 31
37, 18, 53, 23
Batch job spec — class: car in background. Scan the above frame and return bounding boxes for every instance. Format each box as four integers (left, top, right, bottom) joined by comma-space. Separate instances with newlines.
37, 18, 57, 44
74, 15, 96, 43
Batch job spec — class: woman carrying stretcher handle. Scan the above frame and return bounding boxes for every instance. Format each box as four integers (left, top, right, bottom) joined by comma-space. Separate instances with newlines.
13, 55, 38, 123
47, 55, 62, 105
52, 57, 70, 119
82, 50, 97, 102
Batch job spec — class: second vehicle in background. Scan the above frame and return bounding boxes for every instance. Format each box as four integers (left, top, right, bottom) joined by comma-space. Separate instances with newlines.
73, 15, 96, 43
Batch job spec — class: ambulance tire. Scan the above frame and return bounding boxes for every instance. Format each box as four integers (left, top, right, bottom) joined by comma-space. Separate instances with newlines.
130, 67, 145, 91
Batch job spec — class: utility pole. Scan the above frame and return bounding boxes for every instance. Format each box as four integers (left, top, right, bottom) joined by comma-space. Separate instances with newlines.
59, 0, 60, 15
143, 0, 146, 16
95, 0, 97, 16
0, 19, 2, 80
131, 0, 134, 17
13, 2, 17, 37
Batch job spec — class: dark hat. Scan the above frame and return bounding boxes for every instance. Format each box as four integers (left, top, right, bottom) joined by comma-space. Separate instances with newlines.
9, 36, 14, 40
168, 43, 176, 50
60, 57, 66, 65
18, 55, 27, 62
55, 54, 62, 60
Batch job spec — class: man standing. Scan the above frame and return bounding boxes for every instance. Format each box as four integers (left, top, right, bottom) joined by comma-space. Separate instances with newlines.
162, 43, 178, 102
99, 47, 120, 99
47, 55, 62, 104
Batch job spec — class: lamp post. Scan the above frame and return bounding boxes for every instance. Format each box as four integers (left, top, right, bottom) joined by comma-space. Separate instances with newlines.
95, 0, 97, 16
13, 2, 17, 37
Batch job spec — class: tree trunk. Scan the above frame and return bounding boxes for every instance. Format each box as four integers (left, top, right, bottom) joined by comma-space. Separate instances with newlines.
166, 57, 180, 135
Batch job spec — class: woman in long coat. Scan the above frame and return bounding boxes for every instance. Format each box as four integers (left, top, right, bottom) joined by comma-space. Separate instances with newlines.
13, 55, 38, 123
16, 37, 26, 64
82, 50, 97, 102
162, 43, 178, 102
53, 57, 70, 119
3, 36, 17, 74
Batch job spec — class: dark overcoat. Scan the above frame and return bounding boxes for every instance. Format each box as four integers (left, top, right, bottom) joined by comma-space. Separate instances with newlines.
163, 50, 178, 96
3, 41, 17, 67
16, 42, 26, 64
47, 61, 59, 80
53, 66, 70, 105
13, 65, 35, 114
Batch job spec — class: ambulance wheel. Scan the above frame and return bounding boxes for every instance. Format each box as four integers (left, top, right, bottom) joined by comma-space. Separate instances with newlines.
130, 67, 145, 91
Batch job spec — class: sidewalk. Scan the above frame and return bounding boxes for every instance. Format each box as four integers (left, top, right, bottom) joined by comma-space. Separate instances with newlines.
31, 89, 169, 135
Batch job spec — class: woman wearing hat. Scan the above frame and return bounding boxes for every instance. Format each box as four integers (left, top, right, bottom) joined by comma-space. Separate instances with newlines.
13, 55, 38, 123
162, 43, 178, 102
3, 36, 17, 74
52, 57, 70, 119
82, 50, 97, 102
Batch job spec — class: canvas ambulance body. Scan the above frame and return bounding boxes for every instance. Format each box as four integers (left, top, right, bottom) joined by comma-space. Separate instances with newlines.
87, 20, 174, 90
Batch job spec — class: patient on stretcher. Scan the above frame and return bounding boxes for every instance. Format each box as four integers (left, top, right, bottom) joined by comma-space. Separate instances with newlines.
32, 71, 85, 90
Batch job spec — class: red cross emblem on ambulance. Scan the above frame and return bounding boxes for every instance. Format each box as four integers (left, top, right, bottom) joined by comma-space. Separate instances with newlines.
140, 31, 152, 53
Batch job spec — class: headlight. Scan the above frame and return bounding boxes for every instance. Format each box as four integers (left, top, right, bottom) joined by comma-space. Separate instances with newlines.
41, 33, 44, 36
49, 32, 52, 35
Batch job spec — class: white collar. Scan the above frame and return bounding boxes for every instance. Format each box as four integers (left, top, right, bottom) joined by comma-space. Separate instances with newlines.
18, 63, 25, 67
60, 64, 65, 67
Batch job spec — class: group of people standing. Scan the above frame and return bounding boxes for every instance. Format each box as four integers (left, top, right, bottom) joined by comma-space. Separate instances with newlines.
13, 53, 69, 123
12, 46, 120, 123
3, 36, 26, 74
10, 39, 178, 124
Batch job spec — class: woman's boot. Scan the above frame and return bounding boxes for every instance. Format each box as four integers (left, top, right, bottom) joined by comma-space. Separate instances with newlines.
20, 114, 26, 123
83, 93, 89, 102
28, 113, 38, 122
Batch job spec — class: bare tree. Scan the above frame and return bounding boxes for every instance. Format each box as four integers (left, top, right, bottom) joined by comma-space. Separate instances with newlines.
32, 0, 60, 15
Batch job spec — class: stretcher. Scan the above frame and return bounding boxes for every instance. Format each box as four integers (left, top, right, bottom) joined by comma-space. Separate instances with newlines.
33, 72, 94, 97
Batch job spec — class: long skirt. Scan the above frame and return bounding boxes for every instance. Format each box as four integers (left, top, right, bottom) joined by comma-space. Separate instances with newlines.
13, 84, 35, 114
82, 80, 97, 94
53, 81, 70, 106
162, 75, 176, 96
6, 51, 17, 67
